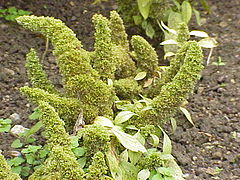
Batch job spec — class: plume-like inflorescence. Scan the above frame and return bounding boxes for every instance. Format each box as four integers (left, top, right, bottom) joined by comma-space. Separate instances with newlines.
4, 10, 205, 179
28, 101, 84, 179
0, 152, 21, 180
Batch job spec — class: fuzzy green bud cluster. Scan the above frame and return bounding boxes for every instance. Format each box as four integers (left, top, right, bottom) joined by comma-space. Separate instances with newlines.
137, 152, 164, 170
20, 86, 81, 129
0, 152, 21, 180
176, 22, 190, 44
10, 11, 205, 179
25, 49, 57, 94
92, 14, 116, 81
28, 101, 84, 179
78, 124, 111, 157
139, 41, 203, 126
131, 35, 158, 76
114, 78, 141, 99
85, 152, 108, 179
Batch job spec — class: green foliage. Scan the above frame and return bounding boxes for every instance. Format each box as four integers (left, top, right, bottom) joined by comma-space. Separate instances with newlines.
212, 56, 225, 66
25, 49, 57, 94
0, 7, 31, 22
0, 10, 206, 179
78, 124, 111, 157
115, 0, 208, 39
0, 118, 12, 132
85, 152, 108, 179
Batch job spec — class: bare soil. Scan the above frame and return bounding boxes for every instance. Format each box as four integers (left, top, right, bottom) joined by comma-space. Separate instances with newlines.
0, 0, 239, 179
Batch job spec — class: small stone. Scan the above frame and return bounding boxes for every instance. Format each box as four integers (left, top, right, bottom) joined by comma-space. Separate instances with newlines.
8, 151, 22, 157
182, 174, 190, 178
230, 79, 236, 83
9, 113, 20, 121
112, 5, 118, 10
3, 67, 15, 76
69, 1, 75, 6
217, 87, 226, 93
212, 151, 222, 159
198, 87, 204, 94
0, 24, 8, 29
219, 21, 228, 28
71, 16, 77, 21
192, 156, 198, 161
10, 125, 29, 136
200, 18, 207, 25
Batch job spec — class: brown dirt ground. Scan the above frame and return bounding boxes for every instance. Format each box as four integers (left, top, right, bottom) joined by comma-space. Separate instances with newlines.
0, 0, 239, 179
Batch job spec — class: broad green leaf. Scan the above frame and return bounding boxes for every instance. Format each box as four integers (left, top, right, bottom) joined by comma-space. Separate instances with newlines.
121, 161, 139, 180
18, 10, 31, 16
11, 166, 22, 174
21, 145, 42, 154
25, 154, 35, 164
156, 167, 174, 177
151, 173, 163, 180
5, 14, 17, 21
70, 136, 79, 148
26, 137, 36, 144
119, 149, 128, 162
77, 157, 87, 168
21, 166, 31, 177
126, 125, 139, 131
150, 134, 159, 147
0, 125, 11, 132
171, 0, 180, 10
181, 1, 192, 24
112, 127, 147, 153
170, 118, 177, 132
134, 72, 147, 81
158, 127, 172, 154
0, 118, 12, 132
193, 8, 201, 26
38, 149, 49, 158
8, 157, 25, 166
106, 150, 123, 180
179, 107, 194, 126
133, 15, 143, 25
134, 131, 145, 145
160, 154, 174, 160
166, 159, 185, 180
160, 39, 178, 45
137, 0, 153, 19
167, 11, 182, 29
149, 170, 157, 179
145, 23, 155, 39
139, 95, 153, 104
164, 52, 175, 59
137, 169, 150, 180
0, 118, 12, 124
198, 37, 218, 48
29, 108, 41, 120
24, 121, 43, 138
94, 116, 114, 128
7, 7, 17, 14
114, 111, 136, 125
128, 150, 142, 165
11, 139, 23, 148
72, 147, 86, 157
189, 30, 208, 37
